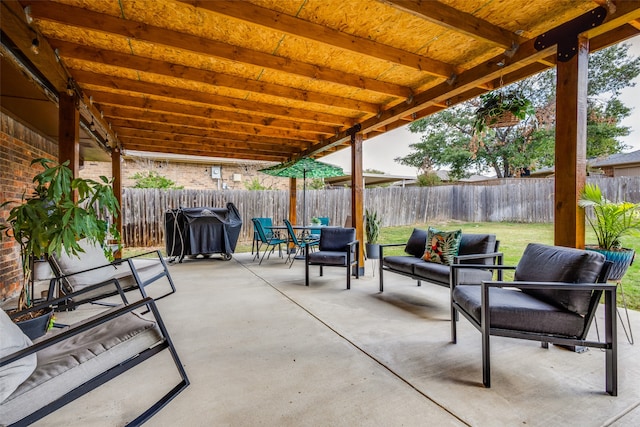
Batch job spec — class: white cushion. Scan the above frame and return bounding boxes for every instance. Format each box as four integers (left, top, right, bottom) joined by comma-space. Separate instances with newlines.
0, 309, 37, 403
54, 239, 118, 289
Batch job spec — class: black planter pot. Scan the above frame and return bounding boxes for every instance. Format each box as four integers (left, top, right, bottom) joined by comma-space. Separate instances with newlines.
15, 307, 54, 340
366, 243, 380, 259
586, 246, 636, 281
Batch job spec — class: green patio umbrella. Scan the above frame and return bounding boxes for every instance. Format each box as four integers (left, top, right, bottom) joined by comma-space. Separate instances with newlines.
259, 157, 344, 226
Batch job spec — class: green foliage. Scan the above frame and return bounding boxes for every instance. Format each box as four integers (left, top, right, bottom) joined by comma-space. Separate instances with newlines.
1, 158, 121, 308
245, 177, 271, 190
307, 178, 325, 190
416, 172, 442, 186
364, 168, 385, 174
365, 209, 382, 244
130, 170, 183, 189
399, 43, 640, 178
472, 90, 534, 133
578, 183, 640, 250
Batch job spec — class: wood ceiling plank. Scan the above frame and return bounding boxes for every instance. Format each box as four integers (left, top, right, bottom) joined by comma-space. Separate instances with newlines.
92, 91, 338, 135
381, 0, 525, 49
108, 118, 309, 148
180, 0, 454, 78
73, 70, 354, 125
52, 40, 380, 117
101, 106, 324, 141
27, 1, 412, 99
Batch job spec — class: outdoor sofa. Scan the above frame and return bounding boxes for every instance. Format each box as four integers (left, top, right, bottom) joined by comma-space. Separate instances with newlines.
378, 228, 502, 292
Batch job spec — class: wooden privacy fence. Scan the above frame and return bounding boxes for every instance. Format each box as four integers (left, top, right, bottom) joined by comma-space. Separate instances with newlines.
121, 176, 640, 248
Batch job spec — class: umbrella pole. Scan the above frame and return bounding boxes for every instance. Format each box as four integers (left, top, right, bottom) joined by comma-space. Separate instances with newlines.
303, 169, 306, 228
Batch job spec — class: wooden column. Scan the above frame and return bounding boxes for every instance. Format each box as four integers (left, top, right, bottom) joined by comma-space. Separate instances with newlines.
554, 35, 589, 249
288, 177, 297, 224
351, 132, 364, 274
58, 92, 79, 179
111, 147, 123, 259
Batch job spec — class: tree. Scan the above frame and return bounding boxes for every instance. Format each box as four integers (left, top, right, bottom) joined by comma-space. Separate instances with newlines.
244, 177, 272, 190
130, 171, 183, 189
397, 43, 640, 179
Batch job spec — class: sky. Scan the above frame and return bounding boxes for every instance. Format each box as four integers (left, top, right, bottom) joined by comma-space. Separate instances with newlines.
323, 36, 640, 177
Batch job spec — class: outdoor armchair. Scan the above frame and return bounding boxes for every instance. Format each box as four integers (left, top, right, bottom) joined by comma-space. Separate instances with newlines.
46, 239, 176, 309
1, 283, 189, 426
305, 227, 359, 289
450, 243, 616, 395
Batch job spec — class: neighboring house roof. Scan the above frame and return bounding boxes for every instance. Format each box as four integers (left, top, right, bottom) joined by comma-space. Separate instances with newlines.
588, 149, 640, 167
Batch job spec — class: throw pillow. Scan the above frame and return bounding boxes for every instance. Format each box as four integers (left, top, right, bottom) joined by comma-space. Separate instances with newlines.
423, 227, 462, 265
0, 309, 37, 402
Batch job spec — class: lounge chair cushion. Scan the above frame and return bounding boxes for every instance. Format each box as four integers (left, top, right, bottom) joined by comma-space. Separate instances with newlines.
404, 228, 427, 258
0, 310, 37, 403
0, 309, 161, 425
515, 243, 606, 315
453, 284, 587, 337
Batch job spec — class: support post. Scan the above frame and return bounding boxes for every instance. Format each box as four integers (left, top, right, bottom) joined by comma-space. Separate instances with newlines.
351, 132, 365, 276
58, 92, 79, 180
111, 147, 123, 259
554, 35, 589, 249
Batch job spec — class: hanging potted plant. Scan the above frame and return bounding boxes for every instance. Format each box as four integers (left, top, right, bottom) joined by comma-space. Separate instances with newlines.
472, 89, 534, 133
365, 209, 382, 259
0, 158, 121, 338
578, 182, 639, 281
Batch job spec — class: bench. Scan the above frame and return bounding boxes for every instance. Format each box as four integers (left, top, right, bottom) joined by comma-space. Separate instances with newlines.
1, 285, 189, 426
378, 228, 502, 292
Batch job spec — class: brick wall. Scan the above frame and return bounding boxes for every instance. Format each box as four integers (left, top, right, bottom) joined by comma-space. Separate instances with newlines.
0, 112, 57, 299
80, 157, 290, 190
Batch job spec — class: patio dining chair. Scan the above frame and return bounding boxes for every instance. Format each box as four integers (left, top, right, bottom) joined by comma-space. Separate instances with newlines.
251, 217, 276, 257
450, 243, 616, 395
309, 216, 330, 240
252, 218, 288, 265
283, 219, 319, 268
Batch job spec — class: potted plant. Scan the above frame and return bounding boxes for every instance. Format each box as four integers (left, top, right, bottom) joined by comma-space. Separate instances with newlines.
472, 89, 534, 133
578, 182, 639, 281
365, 209, 382, 259
0, 158, 121, 338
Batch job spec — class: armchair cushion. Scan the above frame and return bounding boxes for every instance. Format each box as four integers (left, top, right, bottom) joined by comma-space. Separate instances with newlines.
422, 227, 462, 265
308, 251, 350, 266
515, 243, 606, 315
318, 227, 357, 252
0, 310, 37, 403
453, 285, 586, 337
404, 228, 427, 258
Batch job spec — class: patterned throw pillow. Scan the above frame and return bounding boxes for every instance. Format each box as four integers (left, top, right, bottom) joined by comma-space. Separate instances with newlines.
422, 227, 462, 265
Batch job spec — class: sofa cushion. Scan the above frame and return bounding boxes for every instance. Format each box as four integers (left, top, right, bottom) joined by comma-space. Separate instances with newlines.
515, 243, 606, 315
413, 261, 450, 284
382, 256, 424, 274
0, 310, 37, 403
423, 227, 462, 265
404, 228, 427, 258
458, 234, 497, 265
453, 285, 586, 337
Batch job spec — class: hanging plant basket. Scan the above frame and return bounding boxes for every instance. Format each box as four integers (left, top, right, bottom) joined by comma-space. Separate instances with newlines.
484, 110, 521, 128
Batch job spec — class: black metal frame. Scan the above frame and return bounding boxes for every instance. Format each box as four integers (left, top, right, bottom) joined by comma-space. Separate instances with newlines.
305, 235, 359, 289
47, 249, 177, 309
450, 260, 617, 395
2, 291, 189, 426
378, 241, 503, 292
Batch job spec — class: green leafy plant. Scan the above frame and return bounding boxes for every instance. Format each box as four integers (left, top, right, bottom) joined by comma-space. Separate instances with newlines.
130, 170, 183, 189
473, 89, 534, 133
1, 158, 121, 310
365, 209, 382, 244
578, 182, 640, 250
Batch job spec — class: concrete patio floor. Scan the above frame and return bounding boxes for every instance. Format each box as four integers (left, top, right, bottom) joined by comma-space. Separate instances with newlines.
33, 252, 640, 426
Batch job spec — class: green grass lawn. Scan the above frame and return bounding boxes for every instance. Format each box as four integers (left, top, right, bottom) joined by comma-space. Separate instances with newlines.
126, 221, 639, 310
